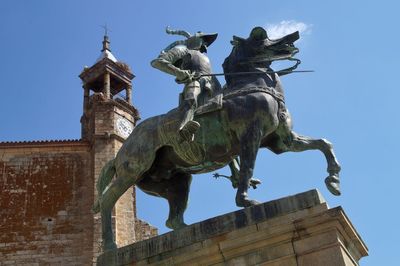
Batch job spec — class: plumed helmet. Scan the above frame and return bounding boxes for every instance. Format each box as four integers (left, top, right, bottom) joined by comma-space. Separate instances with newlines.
192, 31, 218, 47
164, 27, 218, 51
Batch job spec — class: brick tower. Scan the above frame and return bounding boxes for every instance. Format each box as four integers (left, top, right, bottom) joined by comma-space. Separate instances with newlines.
79, 34, 140, 261
0, 32, 156, 266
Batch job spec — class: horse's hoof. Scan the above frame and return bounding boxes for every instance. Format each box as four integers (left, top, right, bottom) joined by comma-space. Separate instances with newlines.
166, 219, 187, 230
247, 199, 261, 206
241, 199, 261, 207
103, 241, 117, 251
325, 175, 341, 196
236, 195, 261, 207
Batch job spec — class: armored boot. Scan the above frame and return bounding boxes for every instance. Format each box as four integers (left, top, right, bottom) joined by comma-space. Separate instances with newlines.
178, 81, 201, 142
179, 106, 200, 142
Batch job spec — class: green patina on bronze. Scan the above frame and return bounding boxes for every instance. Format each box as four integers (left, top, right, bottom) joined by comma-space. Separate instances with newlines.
93, 26, 341, 251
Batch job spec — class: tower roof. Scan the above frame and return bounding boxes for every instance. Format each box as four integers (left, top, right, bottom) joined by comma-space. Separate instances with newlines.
96, 35, 117, 63
79, 31, 135, 97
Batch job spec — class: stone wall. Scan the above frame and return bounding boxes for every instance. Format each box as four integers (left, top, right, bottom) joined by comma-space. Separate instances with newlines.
0, 141, 93, 265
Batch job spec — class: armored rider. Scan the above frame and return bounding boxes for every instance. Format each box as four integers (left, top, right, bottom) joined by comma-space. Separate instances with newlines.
151, 27, 221, 142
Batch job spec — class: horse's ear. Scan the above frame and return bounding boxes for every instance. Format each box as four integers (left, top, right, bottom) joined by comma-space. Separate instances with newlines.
249, 27, 268, 40
231, 35, 245, 46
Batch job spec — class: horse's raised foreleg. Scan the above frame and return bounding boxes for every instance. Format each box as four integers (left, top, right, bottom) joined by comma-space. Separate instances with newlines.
236, 126, 262, 207
290, 132, 341, 195
270, 130, 342, 195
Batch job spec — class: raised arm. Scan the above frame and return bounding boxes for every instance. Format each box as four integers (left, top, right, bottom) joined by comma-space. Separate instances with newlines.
151, 45, 193, 83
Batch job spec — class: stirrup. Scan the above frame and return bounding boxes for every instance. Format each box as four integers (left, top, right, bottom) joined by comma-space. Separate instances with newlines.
179, 121, 200, 141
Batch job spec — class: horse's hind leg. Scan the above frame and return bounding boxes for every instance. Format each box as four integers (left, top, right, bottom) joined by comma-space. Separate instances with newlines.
268, 130, 341, 195
165, 172, 192, 229
100, 174, 137, 250
236, 124, 263, 207
137, 171, 192, 230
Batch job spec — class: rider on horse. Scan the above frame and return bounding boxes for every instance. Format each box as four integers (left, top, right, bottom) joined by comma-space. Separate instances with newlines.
151, 27, 221, 142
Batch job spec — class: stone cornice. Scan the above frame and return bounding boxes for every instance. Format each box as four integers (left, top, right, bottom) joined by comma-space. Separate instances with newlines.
79, 58, 134, 85
0, 139, 90, 149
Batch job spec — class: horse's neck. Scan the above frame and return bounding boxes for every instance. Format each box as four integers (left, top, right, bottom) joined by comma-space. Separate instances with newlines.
225, 72, 281, 91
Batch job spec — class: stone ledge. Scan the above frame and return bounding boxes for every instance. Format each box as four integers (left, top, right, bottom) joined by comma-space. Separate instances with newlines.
98, 189, 368, 265
98, 189, 341, 265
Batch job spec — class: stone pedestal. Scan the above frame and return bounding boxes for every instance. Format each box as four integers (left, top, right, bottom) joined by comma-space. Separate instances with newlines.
97, 190, 368, 266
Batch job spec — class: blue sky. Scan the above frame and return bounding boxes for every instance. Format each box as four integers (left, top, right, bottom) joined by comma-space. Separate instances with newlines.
0, 1, 399, 264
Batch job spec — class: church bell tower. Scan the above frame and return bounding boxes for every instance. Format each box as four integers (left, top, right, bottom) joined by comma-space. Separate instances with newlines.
80, 34, 138, 141
79, 33, 140, 258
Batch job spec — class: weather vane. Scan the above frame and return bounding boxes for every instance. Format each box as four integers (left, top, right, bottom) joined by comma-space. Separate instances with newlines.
100, 24, 111, 36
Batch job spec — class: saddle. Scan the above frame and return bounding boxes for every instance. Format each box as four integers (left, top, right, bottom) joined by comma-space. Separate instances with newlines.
195, 93, 223, 115
160, 85, 287, 165
194, 85, 285, 116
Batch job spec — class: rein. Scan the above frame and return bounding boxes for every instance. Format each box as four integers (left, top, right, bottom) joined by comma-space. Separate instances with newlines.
200, 58, 311, 78
223, 86, 285, 103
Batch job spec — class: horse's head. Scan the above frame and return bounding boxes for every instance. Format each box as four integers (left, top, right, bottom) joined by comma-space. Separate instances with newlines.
223, 27, 299, 89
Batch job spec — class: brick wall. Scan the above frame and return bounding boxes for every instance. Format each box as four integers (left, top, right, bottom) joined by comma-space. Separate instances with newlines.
135, 219, 158, 241
0, 141, 93, 266
0, 99, 158, 265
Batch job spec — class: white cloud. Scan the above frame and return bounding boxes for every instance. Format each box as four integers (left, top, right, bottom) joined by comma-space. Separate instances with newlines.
266, 20, 312, 39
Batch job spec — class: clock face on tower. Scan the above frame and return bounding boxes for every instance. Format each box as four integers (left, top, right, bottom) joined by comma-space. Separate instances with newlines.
116, 117, 133, 138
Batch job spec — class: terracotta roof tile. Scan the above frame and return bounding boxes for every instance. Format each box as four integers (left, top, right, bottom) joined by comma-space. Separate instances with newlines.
0, 139, 88, 147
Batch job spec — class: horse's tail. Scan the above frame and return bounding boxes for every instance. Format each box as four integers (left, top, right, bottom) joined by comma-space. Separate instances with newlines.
92, 159, 116, 213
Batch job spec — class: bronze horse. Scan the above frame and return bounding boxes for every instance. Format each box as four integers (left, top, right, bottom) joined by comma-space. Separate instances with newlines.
93, 27, 341, 250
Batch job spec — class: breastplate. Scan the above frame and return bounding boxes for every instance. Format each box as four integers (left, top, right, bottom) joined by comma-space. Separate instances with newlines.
181, 50, 213, 75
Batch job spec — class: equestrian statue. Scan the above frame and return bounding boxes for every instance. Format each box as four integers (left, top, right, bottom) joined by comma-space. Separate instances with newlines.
93, 26, 341, 251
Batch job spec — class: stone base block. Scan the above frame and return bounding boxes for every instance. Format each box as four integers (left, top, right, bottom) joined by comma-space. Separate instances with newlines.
97, 189, 368, 266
